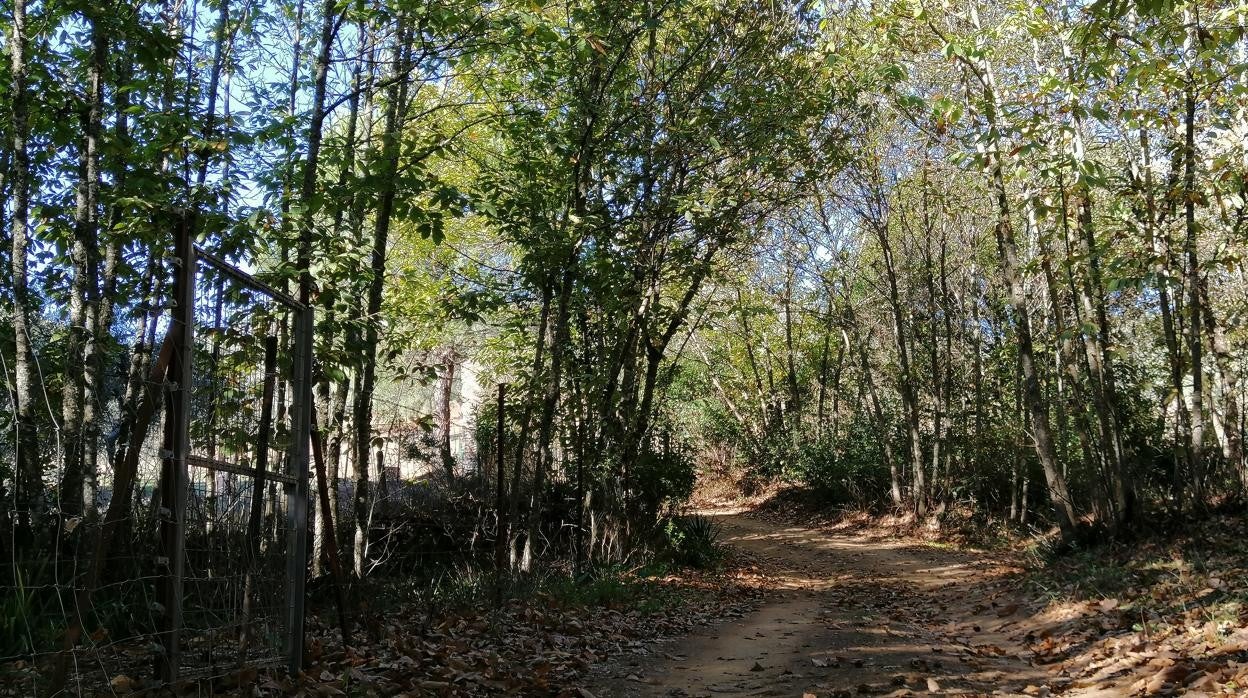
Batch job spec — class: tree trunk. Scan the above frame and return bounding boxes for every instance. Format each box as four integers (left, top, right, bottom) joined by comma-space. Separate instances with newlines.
815, 306, 834, 437
509, 285, 551, 568
9, 0, 41, 546
352, 16, 411, 575
963, 2, 1077, 535
1031, 195, 1099, 520
842, 288, 902, 507
782, 265, 801, 423
523, 269, 575, 571
1181, 27, 1206, 504
1054, 6, 1130, 526
322, 25, 367, 557
1198, 280, 1241, 489
61, 8, 107, 518
299, 0, 343, 578
873, 216, 925, 516
1134, 107, 1190, 509
436, 347, 458, 479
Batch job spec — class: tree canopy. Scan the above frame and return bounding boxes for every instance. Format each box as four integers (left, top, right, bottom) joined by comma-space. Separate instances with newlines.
1, 0, 1246, 643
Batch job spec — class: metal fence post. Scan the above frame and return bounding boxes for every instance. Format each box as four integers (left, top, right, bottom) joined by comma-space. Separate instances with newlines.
285, 304, 313, 674
494, 383, 506, 607
157, 216, 194, 683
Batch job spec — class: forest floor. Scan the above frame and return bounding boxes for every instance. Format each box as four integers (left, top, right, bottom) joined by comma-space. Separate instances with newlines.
586, 501, 1248, 697
47, 496, 1248, 696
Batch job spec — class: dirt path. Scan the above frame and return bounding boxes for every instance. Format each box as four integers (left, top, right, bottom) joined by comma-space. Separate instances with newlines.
590, 511, 1053, 697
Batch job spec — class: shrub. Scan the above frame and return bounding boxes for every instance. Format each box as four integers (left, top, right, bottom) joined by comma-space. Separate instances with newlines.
789, 417, 894, 508
634, 448, 697, 519
658, 514, 723, 569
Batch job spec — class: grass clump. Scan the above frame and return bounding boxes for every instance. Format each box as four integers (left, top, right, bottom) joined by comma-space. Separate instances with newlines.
658, 514, 724, 570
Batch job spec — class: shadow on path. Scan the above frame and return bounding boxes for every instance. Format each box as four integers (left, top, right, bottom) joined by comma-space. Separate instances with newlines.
591, 512, 1049, 697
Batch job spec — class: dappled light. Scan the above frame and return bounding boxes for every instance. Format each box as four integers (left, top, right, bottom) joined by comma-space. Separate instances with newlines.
2, 0, 1246, 694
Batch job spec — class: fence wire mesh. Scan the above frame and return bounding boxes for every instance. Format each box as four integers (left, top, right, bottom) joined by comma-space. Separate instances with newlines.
1, 240, 311, 695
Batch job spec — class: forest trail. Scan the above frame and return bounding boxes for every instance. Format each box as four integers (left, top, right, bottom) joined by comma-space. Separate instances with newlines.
592, 511, 1062, 697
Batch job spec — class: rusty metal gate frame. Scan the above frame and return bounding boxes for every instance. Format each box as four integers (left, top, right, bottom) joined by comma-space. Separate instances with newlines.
159, 224, 312, 682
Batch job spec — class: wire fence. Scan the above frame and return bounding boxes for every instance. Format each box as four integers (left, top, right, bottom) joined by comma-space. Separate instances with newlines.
0, 231, 653, 695
176, 244, 311, 682
1, 233, 311, 695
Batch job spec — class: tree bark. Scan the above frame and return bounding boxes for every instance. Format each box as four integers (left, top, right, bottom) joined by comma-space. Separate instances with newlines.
436, 347, 458, 479
8, 0, 41, 546
872, 214, 925, 516
352, 16, 411, 575
61, 7, 107, 518
1198, 281, 1240, 488
961, 2, 1078, 535
1181, 24, 1206, 504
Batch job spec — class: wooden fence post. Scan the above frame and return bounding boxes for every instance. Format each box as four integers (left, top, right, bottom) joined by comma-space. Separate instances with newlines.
156, 216, 194, 683
285, 304, 313, 673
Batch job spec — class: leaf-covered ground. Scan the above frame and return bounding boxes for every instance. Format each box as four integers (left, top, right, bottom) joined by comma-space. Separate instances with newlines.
1007, 511, 1248, 695
27, 503, 1248, 696
587, 500, 1248, 697
143, 561, 769, 696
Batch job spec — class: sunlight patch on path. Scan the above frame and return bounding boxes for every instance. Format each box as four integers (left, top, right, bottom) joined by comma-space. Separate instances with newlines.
591, 512, 1047, 697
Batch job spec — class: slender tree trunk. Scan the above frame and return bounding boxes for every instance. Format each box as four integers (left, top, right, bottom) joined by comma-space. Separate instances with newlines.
9, 0, 41, 545
1010, 358, 1022, 521
298, 0, 343, 581
782, 266, 801, 423
971, 270, 985, 475
1198, 280, 1241, 483
918, 190, 945, 503
241, 336, 278, 654
963, 3, 1077, 535
1181, 34, 1206, 504
61, 8, 108, 518
525, 266, 576, 570
815, 306, 834, 437
860, 343, 902, 508
509, 286, 551, 567
327, 375, 349, 545
1135, 110, 1190, 507
322, 25, 367, 555
1031, 194, 1100, 518
194, 0, 230, 189
937, 230, 956, 501
993, 150, 1076, 536
1053, 6, 1130, 526
842, 289, 902, 507
352, 16, 411, 575
873, 216, 925, 515
737, 290, 770, 428
436, 347, 457, 479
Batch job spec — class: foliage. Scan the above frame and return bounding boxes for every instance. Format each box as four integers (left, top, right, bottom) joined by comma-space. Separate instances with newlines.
2, 0, 1248, 686
658, 515, 725, 571
789, 420, 898, 510
633, 449, 699, 521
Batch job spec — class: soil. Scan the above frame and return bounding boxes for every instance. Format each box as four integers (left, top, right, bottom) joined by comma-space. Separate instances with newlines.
588, 509, 1059, 697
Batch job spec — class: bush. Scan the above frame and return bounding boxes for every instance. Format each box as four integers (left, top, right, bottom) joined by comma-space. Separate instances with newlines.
657, 514, 723, 569
634, 448, 697, 519
1, 558, 63, 659
789, 418, 894, 508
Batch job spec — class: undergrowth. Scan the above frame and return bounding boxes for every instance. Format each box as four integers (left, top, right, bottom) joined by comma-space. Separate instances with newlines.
1024, 512, 1248, 615
343, 512, 727, 628
657, 514, 725, 570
